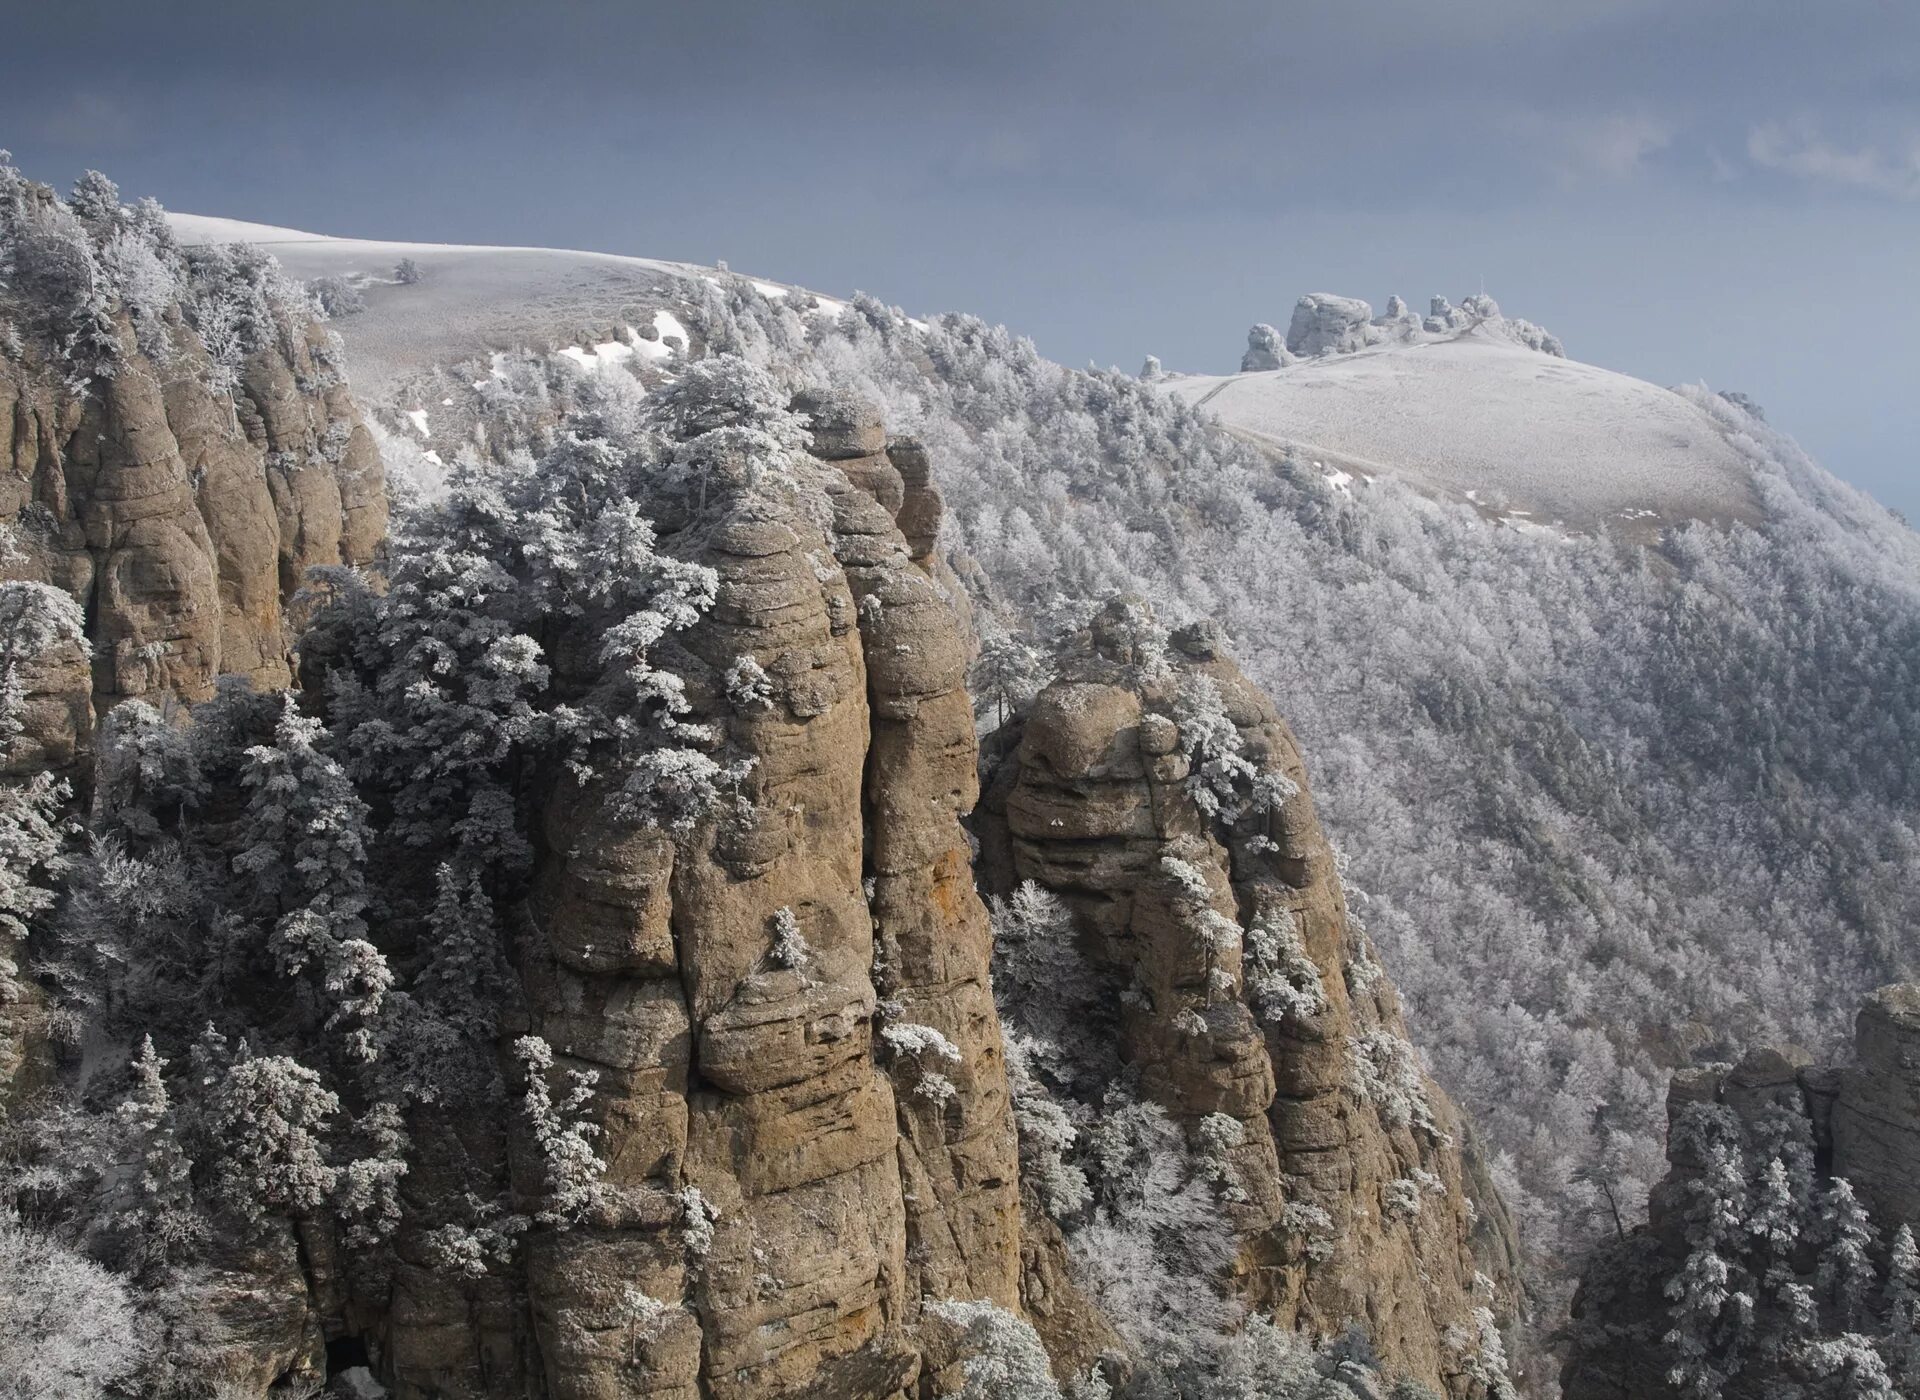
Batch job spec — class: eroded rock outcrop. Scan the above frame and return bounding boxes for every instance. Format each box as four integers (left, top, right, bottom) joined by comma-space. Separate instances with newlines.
0, 227, 386, 1123
1241, 324, 1294, 373
0, 305, 386, 747
980, 600, 1517, 1398
1287, 294, 1377, 358
1563, 982, 1920, 1400
403, 393, 1023, 1400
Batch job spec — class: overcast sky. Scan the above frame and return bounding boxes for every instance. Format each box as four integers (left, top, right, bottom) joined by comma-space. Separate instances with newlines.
5, 1, 1918, 512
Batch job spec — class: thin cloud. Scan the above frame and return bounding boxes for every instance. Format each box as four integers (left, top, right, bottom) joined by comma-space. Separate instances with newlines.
1556, 112, 1673, 184
1747, 121, 1920, 199
37, 91, 140, 149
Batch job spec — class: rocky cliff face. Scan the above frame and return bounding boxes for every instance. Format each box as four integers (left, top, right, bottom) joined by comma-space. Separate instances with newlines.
374, 393, 1022, 1400
979, 600, 1519, 1398
1, 171, 1522, 1394
0, 305, 386, 744
1563, 983, 1920, 1400
0, 288, 386, 1109
318, 398, 1518, 1400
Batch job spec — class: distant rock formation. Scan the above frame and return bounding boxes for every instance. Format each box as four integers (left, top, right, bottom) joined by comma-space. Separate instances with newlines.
1227, 292, 1565, 366
1241, 323, 1293, 372
1287, 294, 1377, 357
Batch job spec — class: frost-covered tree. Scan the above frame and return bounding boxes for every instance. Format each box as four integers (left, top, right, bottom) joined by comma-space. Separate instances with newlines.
972, 628, 1049, 730
514, 1035, 604, 1227
235, 697, 394, 1064
1812, 1178, 1878, 1328
203, 1052, 340, 1226
0, 582, 82, 1018
101, 1037, 201, 1271
404, 862, 509, 1096
0, 1214, 145, 1400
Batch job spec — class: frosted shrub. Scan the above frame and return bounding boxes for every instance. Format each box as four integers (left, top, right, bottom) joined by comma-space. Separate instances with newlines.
421, 1195, 527, 1280
206, 1053, 340, 1225
678, 1185, 719, 1268
769, 905, 811, 970
1284, 1201, 1339, 1262
1169, 672, 1297, 826
514, 1036, 604, 1227
1384, 1177, 1425, 1222
618, 1286, 673, 1362
1003, 1037, 1089, 1218
1071, 1097, 1240, 1347
988, 881, 1107, 1084
1195, 1112, 1247, 1203
882, 1021, 963, 1105
1445, 1306, 1519, 1400
926, 1298, 1064, 1400
1160, 854, 1214, 904
882, 1021, 963, 1064
726, 654, 776, 712
0, 1216, 145, 1400
1347, 1029, 1443, 1140
1245, 907, 1327, 1027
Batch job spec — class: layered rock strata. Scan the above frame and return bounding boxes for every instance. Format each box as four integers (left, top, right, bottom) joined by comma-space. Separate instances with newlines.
980, 600, 1517, 1398
0, 306, 386, 743
383, 394, 1022, 1400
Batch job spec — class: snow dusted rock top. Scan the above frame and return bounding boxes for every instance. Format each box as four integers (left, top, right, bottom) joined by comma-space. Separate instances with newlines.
1240, 322, 1292, 371
1286, 293, 1376, 357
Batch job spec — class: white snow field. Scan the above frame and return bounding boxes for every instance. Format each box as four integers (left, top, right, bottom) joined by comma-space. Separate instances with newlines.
167, 213, 794, 405
1167, 324, 1761, 534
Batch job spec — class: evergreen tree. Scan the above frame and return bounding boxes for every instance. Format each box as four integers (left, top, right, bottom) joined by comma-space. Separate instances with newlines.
1813, 1178, 1878, 1328
204, 1052, 340, 1226
235, 697, 394, 1064
103, 1036, 201, 1271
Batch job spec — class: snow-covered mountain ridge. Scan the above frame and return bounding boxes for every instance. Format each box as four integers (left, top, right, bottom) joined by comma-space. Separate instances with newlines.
170, 216, 1781, 546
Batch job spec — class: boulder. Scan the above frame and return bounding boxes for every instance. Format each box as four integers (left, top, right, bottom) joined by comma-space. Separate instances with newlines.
1286, 294, 1376, 357
1240, 323, 1293, 372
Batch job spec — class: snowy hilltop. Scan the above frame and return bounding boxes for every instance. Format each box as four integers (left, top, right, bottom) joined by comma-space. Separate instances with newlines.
1163, 291, 1753, 537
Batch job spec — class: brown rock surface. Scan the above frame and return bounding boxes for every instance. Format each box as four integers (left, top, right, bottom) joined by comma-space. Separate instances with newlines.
0, 307, 386, 741
980, 599, 1514, 1399
478, 403, 1020, 1400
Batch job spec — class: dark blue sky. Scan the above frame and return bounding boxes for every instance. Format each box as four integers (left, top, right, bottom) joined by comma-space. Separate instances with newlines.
6, 1, 1919, 512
